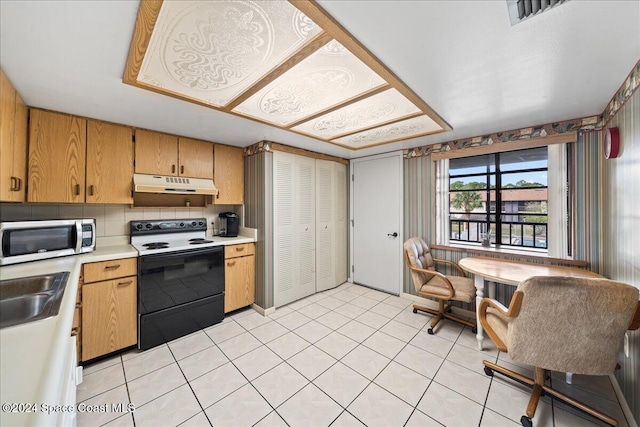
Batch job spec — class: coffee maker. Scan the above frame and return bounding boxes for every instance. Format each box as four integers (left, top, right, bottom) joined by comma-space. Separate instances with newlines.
218, 212, 239, 237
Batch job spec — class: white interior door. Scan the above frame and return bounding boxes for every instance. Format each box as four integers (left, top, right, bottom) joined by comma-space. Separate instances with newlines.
351, 152, 403, 294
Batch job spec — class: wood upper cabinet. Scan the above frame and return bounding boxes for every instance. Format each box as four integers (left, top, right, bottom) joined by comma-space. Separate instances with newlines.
28, 109, 86, 203
134, 129, 178, 176
81, 257, 137, 361
0, 69, 28, 202
224, 243, 255, 313
214, 144, 244, 204
178, 137, 213, 179
135, 130, 213, 179
86, 120, 134, 204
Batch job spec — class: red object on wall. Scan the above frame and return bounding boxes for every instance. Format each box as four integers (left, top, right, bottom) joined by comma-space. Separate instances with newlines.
604, 127, 620, 159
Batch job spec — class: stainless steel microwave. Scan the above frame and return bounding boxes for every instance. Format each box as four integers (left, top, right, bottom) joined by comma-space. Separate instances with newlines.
0, 219, 96, 266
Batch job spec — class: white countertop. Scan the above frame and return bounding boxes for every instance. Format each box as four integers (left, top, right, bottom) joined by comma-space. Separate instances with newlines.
0, 230, 256, 426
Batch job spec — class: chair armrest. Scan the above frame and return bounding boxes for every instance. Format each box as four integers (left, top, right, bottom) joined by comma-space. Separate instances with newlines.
629, 301, 640, 331
405, 262, 455, 299
433, 258, 466, 276
478, 291, 524, 353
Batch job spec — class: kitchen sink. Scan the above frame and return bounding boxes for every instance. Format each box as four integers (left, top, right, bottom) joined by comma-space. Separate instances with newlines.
0, 271, 69, 329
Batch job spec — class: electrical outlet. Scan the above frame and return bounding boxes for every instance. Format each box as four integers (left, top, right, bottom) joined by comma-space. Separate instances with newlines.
624, 333, 629, 358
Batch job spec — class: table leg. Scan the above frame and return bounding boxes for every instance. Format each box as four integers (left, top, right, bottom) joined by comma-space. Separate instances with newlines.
474, 275, 485, 351
488, 281, 496, 299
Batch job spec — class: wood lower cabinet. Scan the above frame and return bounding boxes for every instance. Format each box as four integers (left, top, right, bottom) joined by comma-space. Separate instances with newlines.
214, 144, 244, 204
28, 109, 87, 203
86, 120, 134, 204
224, 243, 255, 313
0, 69, 28, 202
81, 258, 137, 361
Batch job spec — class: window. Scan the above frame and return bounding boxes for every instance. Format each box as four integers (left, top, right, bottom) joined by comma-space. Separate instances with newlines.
449, 147, 548, 249
437, 144, 570, 257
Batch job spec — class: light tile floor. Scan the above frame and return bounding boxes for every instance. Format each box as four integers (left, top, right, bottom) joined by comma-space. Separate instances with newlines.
77, 283, 631, 427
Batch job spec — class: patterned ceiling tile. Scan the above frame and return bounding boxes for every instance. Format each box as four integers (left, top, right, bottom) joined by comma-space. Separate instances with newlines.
138, 0, 321, 107
291, 88, 423, 139
332, 115, 441, 148
232, 39, 386, 126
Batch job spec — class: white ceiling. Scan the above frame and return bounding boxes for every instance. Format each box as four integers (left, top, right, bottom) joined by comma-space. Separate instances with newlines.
1, 1, 638, 160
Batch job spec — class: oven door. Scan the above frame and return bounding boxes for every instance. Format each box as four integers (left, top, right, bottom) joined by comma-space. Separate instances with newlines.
137, 246, 225, 315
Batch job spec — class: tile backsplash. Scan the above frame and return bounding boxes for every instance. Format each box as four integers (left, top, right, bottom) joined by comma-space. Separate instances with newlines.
0, 203, 241, 238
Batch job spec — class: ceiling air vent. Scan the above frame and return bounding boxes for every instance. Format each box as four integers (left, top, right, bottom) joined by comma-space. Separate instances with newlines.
507, 0, 570, 25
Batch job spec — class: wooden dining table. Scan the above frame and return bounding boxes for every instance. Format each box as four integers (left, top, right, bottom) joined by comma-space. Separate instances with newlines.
458, 256, 603, 351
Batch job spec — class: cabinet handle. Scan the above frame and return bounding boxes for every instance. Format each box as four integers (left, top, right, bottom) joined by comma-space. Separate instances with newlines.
117, 280, 133, 286
16, 178, 22, 191
89, 185, 95, 196
172, 164, 176, 174
227, 261, 236, 267
75, 302, 81, 309
235, 247, 245, 252
216, 193, 219, 199
74, 184, 80, 195
104, 264, 121, 270
70, 328, 78, 337
10, 177, 18, 191
180, 165, 184, 174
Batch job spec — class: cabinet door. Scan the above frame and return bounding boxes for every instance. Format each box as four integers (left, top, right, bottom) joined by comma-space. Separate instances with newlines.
82, 277, 137, 361
178, 137, 213, 179
11, 92, 28, 202
28, 109, 86, 203
86, 120, 134, 204
214, 144, 244, 204
135, 129, 178, 176
0, 69, 17, 201
224, 255, 255, 313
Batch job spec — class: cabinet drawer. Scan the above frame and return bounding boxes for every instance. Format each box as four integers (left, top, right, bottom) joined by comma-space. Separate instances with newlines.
83, 257, 137, 283
224, 243, 255, 259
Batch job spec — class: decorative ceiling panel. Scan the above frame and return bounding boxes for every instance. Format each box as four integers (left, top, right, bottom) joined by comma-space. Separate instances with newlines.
138, 1, 321, 107
124, 0, 450, 149
332, 115, 442, 148
291, 88, 421, 140
231, 39, 386, 126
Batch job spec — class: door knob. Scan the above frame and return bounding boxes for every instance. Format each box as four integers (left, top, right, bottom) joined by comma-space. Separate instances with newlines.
388, 232, 398, 237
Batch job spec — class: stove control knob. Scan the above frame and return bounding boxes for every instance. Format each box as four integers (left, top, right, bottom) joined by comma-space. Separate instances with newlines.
198, 221, 204, 226
145, 223, 152, 229
191, 221, 197, 227
136, 224, 143, 230
179, 222, 185, 227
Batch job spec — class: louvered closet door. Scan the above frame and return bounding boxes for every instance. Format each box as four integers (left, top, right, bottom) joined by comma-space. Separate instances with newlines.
334, 162, 348, 284
316, 160, 335, 292
273, 152, 296, 306
295, 156, 316, 300
273, 152, 316, 306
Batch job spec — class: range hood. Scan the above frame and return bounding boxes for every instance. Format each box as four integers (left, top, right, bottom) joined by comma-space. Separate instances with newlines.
133, 174, 218, 196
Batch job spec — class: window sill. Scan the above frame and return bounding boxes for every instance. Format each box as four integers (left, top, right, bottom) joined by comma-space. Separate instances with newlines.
430, 242, 589, 268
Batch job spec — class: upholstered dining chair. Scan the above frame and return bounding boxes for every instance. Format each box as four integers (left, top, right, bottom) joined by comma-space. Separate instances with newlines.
403, 237, 476, 334
479, 276, 639, 427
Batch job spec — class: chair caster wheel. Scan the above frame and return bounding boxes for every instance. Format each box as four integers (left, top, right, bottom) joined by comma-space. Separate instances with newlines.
520, 415, 532, 427
483, 366, 494, 377
413, 308, 417, 313
427, 328, 434, 335
471, 327, 477, 334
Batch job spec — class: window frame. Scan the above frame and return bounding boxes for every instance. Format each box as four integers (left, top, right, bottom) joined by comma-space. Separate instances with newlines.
434, 137, 573, 259
448, 147, 549, 250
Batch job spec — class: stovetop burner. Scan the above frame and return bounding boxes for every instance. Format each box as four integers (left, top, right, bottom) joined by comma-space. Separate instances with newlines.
143, 242, 170, 249
190, 239, 213, 245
